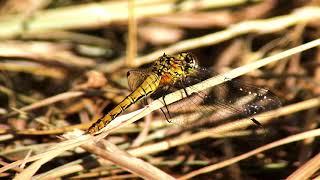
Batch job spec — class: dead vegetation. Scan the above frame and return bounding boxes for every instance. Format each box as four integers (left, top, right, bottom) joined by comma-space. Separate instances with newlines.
0, 0, 320, 179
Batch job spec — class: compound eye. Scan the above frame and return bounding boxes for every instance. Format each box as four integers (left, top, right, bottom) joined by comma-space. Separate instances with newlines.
186, 54, 194, 64
187, 54, 194, 61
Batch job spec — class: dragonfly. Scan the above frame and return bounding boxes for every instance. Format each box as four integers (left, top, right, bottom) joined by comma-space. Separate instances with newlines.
87, 52, 281, 134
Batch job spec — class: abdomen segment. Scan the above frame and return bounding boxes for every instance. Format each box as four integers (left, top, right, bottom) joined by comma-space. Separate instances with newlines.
87, 74, 160, 134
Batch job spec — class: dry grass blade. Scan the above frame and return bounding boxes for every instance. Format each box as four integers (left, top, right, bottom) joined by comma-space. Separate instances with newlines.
132, 6, 320, 67
0, 0, 257, 38
178, 128, 320, 179
82, 141, 174, 180
287, 153, 320, 180
0, 61, 65, 79
0, 41, 95, 67
126, 0, 137, 67
0, 109, 146, 176
0, 133, 93, 174
13, 120, 174, 179
1, 91, 84, 121
128, 97, 320, 157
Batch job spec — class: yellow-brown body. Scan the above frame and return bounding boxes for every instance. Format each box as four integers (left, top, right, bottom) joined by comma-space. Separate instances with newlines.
87, 53, 198, 134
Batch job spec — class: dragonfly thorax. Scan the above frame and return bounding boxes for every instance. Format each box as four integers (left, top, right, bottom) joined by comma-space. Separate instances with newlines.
153, 53, 198, 85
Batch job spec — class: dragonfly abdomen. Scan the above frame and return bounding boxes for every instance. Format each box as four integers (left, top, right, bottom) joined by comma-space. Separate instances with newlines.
87, 74, 160, 134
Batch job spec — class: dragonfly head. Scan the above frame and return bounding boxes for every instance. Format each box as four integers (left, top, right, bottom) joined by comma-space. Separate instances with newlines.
177, 52, 199, 75
154, 53, 199, 85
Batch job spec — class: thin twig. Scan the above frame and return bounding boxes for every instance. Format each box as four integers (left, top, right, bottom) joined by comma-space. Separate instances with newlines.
132, 6, 320, 67
128, 97, 320, 157
178, 129, 320, 179
126, 0, 137, 67
287, 152, 320, 180
1, 91, 84, 121
0, 0, 259, 38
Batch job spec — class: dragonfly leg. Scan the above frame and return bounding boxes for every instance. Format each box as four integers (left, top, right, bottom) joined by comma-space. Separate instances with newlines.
250, 118, 268, 137
250, 118, 262, 127
179, 79, 189, 97
183, 87, 189, 97
160, 107, 171, 123
161, 95, 172, 123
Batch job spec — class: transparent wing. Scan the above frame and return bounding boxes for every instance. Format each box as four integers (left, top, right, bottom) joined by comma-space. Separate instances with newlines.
189, 79, 281, 128
155, 68, 281, 130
